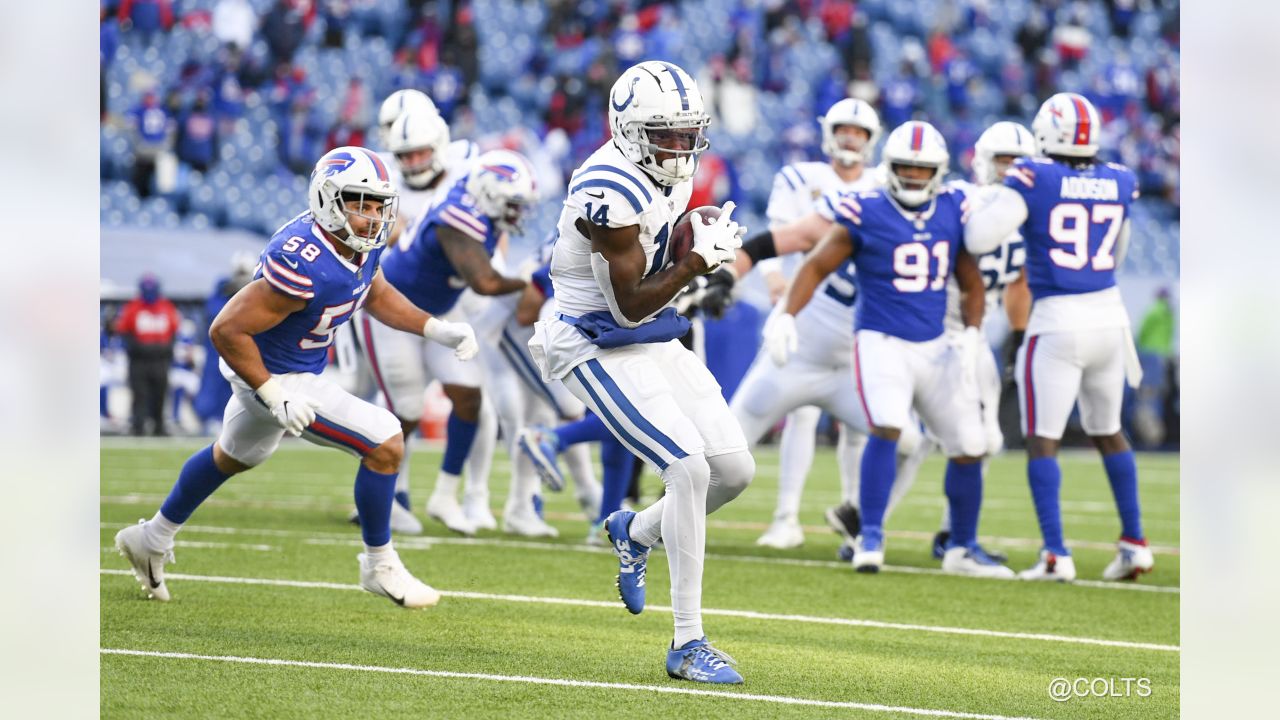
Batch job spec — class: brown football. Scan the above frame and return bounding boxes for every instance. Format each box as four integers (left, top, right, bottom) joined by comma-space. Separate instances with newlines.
669, 205, 722, 264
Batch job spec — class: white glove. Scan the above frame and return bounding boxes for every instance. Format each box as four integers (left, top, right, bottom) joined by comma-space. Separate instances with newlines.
762, 312, 798, 367
954, 326, 982, 396
424, 317, 479, 360
689, 200, 745, 273
254, 377, 322, 437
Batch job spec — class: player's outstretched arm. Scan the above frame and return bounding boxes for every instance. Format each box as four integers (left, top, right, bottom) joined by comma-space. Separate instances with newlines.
782, 223, 852, 317
954, 249, 986, 329
963, 185, 1028, 256
366, 269, 479, 359
729, 211, 833, 278
1003, 271, 1030, 332
209, 279, 306, 389
514, 283, 546, 327
436, 225, 528, 297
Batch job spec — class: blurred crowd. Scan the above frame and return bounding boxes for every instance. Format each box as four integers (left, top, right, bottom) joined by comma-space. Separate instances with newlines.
100, 0, 1179, 273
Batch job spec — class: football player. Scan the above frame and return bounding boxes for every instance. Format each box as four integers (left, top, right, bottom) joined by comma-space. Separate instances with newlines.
1000, 93, 1152, 582
528, 61, 750, 684
731, 98, 888, 550
114, 146, 478, 608
354, 150, 535, 537
771, 121, 1022, 576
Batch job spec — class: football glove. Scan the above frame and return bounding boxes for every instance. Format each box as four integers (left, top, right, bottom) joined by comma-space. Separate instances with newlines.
689, 200, 745, 273
1002, 329, 1025, 384
254, 377, 322, 437
762, 312, 798, 367
424, 317, 479, 360
699, 266, 737, 319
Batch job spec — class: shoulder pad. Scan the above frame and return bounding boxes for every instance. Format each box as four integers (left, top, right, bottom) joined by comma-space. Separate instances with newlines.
260, 239, 317, 299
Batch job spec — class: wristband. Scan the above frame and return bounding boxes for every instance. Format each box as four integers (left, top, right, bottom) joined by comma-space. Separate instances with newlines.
254, 377, 283, 407
741, 230, 777, 265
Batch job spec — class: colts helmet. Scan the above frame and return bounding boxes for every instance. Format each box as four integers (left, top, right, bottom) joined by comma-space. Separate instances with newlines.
308, 146, 399, 253
387, 111, 451, 189
465, 150, 537, 235
377, 89, 437, 146
819, 98, 882, 167
880, 121, 950, 207
1032, 92, 1102, 159
972, 121, 1036, 186
608, 60, 710, 187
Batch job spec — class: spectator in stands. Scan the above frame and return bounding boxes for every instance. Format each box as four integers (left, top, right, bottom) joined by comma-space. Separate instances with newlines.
177, 91, 217, 173
128, 91, 173, 198
321, 0, 351, 49
115, 274, 182, 436
117, 0, 174, 39
212, 46, 247, 136
1134, 287, 1176, 446
263, 0, 310, 65
213, 0, 257, 52
1138, 288, 1175, 362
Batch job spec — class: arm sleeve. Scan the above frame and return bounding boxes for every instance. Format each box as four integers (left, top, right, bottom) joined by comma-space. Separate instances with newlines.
258, 242, 317, 300
964, 185, 1028, 256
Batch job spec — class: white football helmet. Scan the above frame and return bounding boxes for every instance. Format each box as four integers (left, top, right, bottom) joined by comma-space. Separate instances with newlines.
387, 111, 451, 189
880, 121, 950, 207
608, 60, 710, 187
465, 150, 537, 235
819, 98, 882, 167
308, 146, 399, 253
1032, 92, 1101, 159
378, 89, 437, 145
972, 121, 1036, 186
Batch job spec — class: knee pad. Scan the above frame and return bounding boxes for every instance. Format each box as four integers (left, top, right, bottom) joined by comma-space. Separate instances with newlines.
662, 454, 711, 497
706, 450, 755, 514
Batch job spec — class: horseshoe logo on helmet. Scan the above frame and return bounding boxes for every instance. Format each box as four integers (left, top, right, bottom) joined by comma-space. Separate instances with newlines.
611, 76, 641, 113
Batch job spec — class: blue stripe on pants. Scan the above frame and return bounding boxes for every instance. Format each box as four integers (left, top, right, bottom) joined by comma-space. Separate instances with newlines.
585, 359, 688, 462
570, 365, 669, 471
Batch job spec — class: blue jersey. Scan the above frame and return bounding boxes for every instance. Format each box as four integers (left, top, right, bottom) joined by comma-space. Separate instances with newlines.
1004, 157, 1138, 298
381, 178, 499, 315
835, 188, 968, 342
254, 212, 380, 374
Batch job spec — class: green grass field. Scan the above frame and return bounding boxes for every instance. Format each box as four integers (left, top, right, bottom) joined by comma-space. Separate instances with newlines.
101, 439, 1179, 719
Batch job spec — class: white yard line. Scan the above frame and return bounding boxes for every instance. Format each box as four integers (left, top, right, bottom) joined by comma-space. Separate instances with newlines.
100, 648, 1046, 720
98, 521, 1180, 594
99, 569, 1178, 652
102, 540, 278, 552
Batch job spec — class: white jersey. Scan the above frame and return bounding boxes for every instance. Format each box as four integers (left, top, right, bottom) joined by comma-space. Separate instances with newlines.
531, 141, 692, 380
760, 161, 879, 362
943, 180, 1025, 335
386, 139, 480, 250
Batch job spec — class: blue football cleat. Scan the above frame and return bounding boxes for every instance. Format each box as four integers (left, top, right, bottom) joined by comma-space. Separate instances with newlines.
604, 510, 648, 614
666, 638, 743, 684
517, 427, 566, 492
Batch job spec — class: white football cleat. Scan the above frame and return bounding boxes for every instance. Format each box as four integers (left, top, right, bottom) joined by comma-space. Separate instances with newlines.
1102, 538, 1154, 581
503, 511, 559, 538
852, 535, 884, 573
426, 494, 477, 536
115, 520, 174, 602
358, 551, 440, 608
755, 516, 804, 549
941, 546, 1016, 579
462, 495, 498, 531
576, 485, 603, 521
390, 500, 424, 535
1019, 549, 1077, 582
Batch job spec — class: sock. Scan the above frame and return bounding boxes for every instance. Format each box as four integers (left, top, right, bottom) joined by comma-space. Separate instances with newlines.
775, 406, 820, 519
144, 509, 183, 552
597, 436, 637, 524
159, 445, 231, 525
465, 399, 497, 500
836, 425, 868, 506
363, 541, 393, 557
661, 456, 709, 649
885, 437, 926, 520
100, 386, 110, 418
354, 464, 398, 547
554, 412, 611, 451
563, 442, 601, 513
393, 433, 412, 505
1027, 457, 1068, 555
944, 461, 983, 549
857, 435, 898, 547
441, 413, 479, 476
505, 436, 540, 519
1102, 450, 1144, 541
